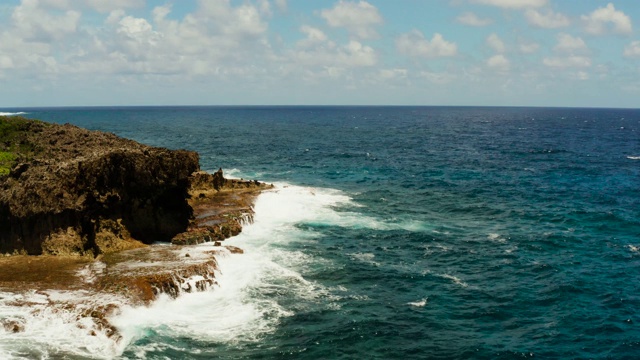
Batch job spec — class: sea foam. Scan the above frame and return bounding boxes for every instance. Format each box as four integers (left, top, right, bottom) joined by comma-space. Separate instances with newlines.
0, 182, 379, 358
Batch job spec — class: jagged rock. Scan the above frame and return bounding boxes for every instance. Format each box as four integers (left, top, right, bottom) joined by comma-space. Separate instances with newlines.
224, 245, 244, 254
0, 117, 199, 255
170, 168, 271, 245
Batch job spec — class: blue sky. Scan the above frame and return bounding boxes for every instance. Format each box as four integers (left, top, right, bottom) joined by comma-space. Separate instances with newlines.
1, 0, 640, 107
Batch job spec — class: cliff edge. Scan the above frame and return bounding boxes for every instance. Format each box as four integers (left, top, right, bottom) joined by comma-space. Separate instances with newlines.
0, 116, 199, 255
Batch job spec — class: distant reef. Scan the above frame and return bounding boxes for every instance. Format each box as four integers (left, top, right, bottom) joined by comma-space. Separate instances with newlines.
0, 116, 269, 256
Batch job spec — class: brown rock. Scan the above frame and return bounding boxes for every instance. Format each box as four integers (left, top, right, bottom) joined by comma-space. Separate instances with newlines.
0, 117, 199, 255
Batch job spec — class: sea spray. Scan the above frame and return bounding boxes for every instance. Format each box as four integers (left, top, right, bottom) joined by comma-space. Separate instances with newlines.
0, 290, 127, 359
113, 183, 356, 357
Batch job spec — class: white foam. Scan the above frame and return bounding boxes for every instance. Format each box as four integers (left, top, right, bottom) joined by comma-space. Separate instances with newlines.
0, 182, 387, 357
247, 183, 432, 233
109, 183, 350, 355
628, 245, 639, 253
407, 298, 428, 307
349, 252, 380, 267
438, 273, 469, 288
487, 233, 507, 243
627, 156, 640, 160
0, 290, 128, 359
0, 112, 27, 116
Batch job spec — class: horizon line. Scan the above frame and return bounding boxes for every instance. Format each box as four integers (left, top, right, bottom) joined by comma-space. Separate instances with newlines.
2, 104, 639, 110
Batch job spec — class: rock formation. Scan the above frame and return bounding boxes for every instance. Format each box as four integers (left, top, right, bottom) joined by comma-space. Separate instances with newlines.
0, 116, 275, 339
0, 116, 198, 255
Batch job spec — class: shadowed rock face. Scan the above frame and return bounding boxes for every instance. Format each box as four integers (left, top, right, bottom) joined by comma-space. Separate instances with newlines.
0, 117, 199, 255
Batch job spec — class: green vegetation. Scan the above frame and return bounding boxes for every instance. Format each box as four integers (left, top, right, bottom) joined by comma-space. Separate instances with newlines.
0, 116, 47, 176
0, 151, 17, 176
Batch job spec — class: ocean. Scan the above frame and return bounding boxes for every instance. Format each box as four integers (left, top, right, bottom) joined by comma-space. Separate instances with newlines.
0, 106, 639, 359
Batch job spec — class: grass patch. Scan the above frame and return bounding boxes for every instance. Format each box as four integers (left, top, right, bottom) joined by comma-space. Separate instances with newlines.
0, 151, 17, 176
0, 116, 48, 177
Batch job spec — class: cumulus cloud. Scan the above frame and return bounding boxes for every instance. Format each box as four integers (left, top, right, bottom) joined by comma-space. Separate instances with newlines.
582, 3, 632, 35
396, 30, 457, 59
293, 40, 377, 68
291, 25, 378, 70
543, 56, 591, 68
623, 41, 640, 58
525, 9, 570, 29
472, 0, 546, 9
543, 33, 591, 70
297, 26, 329, 47
320, 1, 383, 39
456, 12, 493, 27
11, 0, 80, 42
486, 33, 505, 53
61, 0, 274, 78
486, 54, 510, 71
554, 33, 588, 54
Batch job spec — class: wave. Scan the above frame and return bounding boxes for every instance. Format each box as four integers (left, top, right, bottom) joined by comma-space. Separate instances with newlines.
0, 112, 27, 116
0, 181, 405, 358
255, 183, 434, 233
0, 290, 127, 359
627, 156, 640, 160
407, 298, 428, 307
112, 183, 360, 357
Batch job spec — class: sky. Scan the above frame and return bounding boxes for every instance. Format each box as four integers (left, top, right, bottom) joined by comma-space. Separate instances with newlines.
1, 0, 640, 108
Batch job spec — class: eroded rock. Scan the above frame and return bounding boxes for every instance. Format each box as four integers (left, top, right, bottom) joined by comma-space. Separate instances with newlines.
0, 117, 199, 255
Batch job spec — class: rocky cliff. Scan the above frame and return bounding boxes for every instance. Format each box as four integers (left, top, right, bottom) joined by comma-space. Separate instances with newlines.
0, 116, 199, 255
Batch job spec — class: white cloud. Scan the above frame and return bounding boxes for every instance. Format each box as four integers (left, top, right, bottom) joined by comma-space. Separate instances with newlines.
543, 56, 591, 68
0, 55, 14, 70
582, 3, 632, 35
61, 0, 273, 78
554, 33, 588, 54
293, 40, 377, 68
624, 41, 640, 58
396, 30, 457, 59
320, 1, 383, 39
118, 16, 153, 37
106, 9, 126, 24
377, 68, 408, 80
525, 9, 570, 29
487, 54, 510, 71
486, 33, 505, 53
366, 68, 409, 84
298, 26, 328, 47
519, 41, 540, 54
456, 12, 492, 27
472, 0, 546, 9
419, 71, 456, 84
11, 0, 80, 42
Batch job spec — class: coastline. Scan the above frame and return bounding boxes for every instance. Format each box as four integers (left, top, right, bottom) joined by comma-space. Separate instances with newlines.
0, 115, 272, 340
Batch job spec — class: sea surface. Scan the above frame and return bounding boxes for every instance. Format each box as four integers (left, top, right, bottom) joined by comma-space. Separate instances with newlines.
0, 106, 639, 359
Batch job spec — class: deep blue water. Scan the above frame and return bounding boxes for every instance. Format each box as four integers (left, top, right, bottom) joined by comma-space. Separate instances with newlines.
4, 106, 640, 359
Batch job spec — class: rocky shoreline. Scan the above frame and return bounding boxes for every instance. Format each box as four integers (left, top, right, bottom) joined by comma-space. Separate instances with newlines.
0, 115, 272, 339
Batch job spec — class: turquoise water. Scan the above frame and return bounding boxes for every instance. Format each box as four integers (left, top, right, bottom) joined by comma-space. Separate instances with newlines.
2, 106, 640, 358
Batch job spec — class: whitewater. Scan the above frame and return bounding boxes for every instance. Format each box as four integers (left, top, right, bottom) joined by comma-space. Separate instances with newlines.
0, 183, 360, 359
